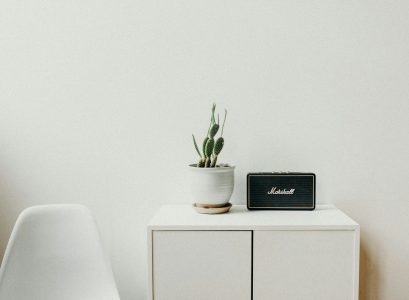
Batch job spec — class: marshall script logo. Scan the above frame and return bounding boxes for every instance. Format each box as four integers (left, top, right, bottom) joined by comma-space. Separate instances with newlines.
267, 187, 295, 195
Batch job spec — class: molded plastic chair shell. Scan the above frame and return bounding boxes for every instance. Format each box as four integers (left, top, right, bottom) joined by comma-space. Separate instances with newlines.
0, 205, 120, 300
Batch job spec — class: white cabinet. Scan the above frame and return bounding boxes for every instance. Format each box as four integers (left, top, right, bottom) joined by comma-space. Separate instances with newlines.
253, 230, 357, 300
148, 205, 360, 300
152, 231, 251, 300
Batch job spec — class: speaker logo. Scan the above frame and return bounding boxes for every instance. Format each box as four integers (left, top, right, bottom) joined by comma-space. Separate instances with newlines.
267, 187, 295, 195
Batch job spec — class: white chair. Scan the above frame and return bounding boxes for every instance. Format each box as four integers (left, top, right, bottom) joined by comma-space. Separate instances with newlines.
0, 205, 120, 300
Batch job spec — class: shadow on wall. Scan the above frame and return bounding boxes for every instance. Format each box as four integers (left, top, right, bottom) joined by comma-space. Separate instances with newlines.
0, 172, 26, 263
360, 239, 379, 300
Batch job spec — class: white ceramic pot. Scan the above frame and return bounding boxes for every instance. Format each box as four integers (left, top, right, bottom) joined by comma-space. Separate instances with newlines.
188, 164, 235, 206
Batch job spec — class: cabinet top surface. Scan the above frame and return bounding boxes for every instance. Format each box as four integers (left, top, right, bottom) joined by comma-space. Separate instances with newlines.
148, 205, 359, 230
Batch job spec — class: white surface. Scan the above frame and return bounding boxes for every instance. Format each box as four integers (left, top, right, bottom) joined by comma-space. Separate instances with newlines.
188, 165, 235, 205
152, 231, 251, 300
254, 230, 356, 300
0, 205, 120, 300
1, 1, 409, 299
148, 205, 359, 230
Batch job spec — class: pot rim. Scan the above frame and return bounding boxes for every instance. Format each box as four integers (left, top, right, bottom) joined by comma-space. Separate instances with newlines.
188, 163, 235, 171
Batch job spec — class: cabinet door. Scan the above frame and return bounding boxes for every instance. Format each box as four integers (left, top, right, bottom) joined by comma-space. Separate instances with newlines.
153, 231, 251, 300
253, 230, 357, 300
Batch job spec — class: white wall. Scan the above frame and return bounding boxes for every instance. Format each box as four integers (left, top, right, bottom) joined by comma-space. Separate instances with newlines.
1, 0, 408, 299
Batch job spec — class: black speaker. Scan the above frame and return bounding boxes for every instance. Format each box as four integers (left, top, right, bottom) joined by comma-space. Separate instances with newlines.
247, 173, 315, 210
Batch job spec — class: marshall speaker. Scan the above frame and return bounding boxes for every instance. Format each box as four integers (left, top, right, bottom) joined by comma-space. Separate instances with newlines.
247, 172, 315, 210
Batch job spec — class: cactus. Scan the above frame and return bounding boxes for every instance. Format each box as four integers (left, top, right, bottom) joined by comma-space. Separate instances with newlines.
211, 137, 224, 167
192, 134, 201, 157
202, 136, 209, 157
192, 104, 228, 168
192, 134, 205, 167
209, 123, 219, 138
204, 138, 214, 167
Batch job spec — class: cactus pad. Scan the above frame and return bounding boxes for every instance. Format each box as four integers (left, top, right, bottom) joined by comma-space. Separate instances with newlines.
214, 137, 224, 155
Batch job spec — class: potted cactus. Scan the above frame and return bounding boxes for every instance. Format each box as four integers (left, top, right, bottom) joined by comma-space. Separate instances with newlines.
189, 104, 235, 212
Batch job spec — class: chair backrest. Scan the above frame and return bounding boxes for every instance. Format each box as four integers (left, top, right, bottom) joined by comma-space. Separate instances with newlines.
0, 205, 120, 300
